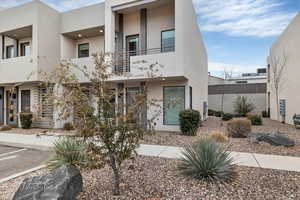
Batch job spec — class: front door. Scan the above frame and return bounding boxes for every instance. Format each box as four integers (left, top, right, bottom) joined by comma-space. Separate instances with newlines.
6, 89, 18, 126
0, 88, 4, 125
126, 35, 139, 56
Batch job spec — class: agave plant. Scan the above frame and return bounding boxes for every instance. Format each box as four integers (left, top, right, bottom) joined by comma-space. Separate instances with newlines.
178, 137, 236, 182
48, 136, 88, 170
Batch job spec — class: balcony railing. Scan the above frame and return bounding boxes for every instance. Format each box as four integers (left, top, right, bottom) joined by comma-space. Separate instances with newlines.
113, 46, 175, 74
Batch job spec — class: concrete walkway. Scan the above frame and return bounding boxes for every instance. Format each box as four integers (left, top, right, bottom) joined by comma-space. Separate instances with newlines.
0, 132, 300, 172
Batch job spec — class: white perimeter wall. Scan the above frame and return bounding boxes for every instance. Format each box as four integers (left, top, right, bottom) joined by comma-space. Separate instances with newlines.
208, 93, 267, 114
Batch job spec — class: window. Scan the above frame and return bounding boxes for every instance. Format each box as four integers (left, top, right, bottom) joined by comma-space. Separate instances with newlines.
6, 45, 14, 59
20, 42, 30, 56
78, 43, 89, 58
21, 90, 31, 112
161, 29, 175, 52
236, 81, 248, 84
163, 86, 185, 125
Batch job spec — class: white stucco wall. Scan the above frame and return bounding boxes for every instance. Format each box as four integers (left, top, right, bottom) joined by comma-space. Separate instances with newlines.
175, 0, 208, 119
268, 12, 300, 124
208, 93, 267, 114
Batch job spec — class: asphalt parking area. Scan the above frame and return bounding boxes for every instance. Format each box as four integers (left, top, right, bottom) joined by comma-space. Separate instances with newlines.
0, 145, 51, 180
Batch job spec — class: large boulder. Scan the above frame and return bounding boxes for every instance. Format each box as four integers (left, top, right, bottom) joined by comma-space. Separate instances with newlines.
13, 165, 83, 200
249, 132, 295, 147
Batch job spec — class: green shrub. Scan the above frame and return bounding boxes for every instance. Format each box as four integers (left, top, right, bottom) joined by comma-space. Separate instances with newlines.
215, 111, 224, 117
227, 118, 251, 138
179, 109, 201, 136
63, 122, 75, 131
0, 125, 12, 131
178, 137, 236, 182
20, 112, 33, 129
233, 96, 254, 117
248, 115, 263, 126
208, 109, 216, 116
48, 137, 88, 170
262, 110, 269, 118
222, 113, 233, 121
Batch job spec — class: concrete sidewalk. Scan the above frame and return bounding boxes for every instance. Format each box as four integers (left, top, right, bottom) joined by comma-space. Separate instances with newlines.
0, 132, 300, 172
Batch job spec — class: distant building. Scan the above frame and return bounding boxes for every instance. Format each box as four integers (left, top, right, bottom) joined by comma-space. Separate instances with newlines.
208, 68, 267, 114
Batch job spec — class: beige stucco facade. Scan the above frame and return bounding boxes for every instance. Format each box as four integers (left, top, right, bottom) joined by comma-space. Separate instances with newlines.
268, 12, 300, 125
0, 0, 208, 131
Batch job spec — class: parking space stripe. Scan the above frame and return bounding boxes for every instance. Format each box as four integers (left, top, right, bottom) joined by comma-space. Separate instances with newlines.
0, 155, 18, 162
0, 148, 27, 157
0, 165, 46, 184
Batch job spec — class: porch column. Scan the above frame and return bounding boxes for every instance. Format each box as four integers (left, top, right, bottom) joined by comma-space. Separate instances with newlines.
140, 8, 147, 54
2, 35, 5, 59
117, 83, 124, 116
140, 82, 147, 130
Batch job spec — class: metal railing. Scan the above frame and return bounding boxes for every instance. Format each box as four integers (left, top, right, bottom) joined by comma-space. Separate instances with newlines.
113, 46, 175, 74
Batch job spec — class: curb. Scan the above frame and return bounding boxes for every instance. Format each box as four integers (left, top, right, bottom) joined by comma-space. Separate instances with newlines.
0, 141, 53, 152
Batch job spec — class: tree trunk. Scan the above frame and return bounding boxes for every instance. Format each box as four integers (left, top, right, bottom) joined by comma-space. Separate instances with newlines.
110, 155, 120, 195
276, 90, 280, 121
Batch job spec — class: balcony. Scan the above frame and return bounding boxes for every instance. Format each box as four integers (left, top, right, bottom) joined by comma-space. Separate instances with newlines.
0, 26, 37, 84
0, 56, 38, 84
111, 46, 182, 81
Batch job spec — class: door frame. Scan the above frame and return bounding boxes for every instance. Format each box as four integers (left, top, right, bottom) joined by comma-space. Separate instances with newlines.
126, 34, 140, 56
5, 88, 19, 126
0, 87, 4, 125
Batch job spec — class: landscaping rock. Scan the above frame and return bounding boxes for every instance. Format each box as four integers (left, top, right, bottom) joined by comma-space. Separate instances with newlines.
13, 165, 83, 200
249, 132, 295, 147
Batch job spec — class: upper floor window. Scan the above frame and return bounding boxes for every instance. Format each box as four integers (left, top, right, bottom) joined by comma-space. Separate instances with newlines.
6, 45, 14, 59
78, 43, 89, 58
161, 29, 175, 52
21, 42, 30, 57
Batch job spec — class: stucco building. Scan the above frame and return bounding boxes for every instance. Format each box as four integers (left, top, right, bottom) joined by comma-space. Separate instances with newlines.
267, 12, 300, 124
0, 0, 208, 132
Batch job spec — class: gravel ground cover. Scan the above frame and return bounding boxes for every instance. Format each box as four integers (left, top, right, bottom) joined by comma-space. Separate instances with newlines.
1, 156, 299, 200
142, 117, 300, 157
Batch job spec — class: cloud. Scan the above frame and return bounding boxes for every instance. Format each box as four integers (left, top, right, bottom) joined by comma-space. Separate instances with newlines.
208, 62, 258, 77
194, 0, 297, 37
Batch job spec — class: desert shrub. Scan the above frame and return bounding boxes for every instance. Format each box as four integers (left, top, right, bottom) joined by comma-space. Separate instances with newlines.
233, 96, 254, 117
214, 111, 224, 117
20, 112, 33, 129
48, 137, 88, 170
227, 118, 251, 138
208, 131, 228, 143
179, 109, 201, 136
222, 113, 233, 121
248, 115, 263, 126
63, 122, 75, 131
0, 125, 12, 131
208, 109, 216, 116
262, 110, 269, 118
178, 137, 236, 182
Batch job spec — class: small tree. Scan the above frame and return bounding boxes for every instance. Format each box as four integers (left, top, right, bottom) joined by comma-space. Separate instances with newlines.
221, 68, 233, 113
234, 96, 254, 117
41, 53, 161, 195
269, 54, 287, 121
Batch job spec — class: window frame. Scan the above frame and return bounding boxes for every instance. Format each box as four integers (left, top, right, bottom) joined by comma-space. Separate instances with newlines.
163, 86, 185, 126
6, 45, 14, 59
161, 29, 175, 53
21, 90, 31, 112
20, 42, 30, 57
78, 43, 90, 58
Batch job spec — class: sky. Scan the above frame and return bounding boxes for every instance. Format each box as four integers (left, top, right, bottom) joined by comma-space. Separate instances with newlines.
1, 0, 299, 77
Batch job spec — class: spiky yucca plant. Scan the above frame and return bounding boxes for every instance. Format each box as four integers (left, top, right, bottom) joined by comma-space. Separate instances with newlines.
48, 137, 88, 170
178, 137, 236, 182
